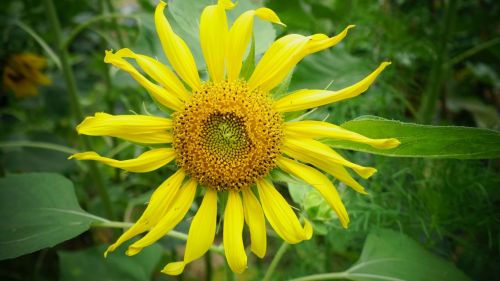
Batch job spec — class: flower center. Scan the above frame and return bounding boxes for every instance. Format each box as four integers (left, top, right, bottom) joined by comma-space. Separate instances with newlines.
172, 81, 283, 191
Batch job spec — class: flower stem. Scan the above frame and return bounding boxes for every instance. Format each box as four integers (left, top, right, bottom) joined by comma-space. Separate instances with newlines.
43, 0, 115, 220
103, 0, 126, 47
262, 241, 290, 281
417, 0, 458, 123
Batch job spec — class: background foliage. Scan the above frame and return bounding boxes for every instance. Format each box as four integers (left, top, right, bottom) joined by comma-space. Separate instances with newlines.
0, 0, 499, 280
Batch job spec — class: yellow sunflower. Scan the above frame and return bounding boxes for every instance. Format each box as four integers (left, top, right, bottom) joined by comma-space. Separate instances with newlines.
70, 0, 400, 275
2, 53, 51, 98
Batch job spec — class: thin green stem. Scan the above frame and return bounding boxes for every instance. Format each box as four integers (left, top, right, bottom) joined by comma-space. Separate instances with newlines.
104, 0, 126, 47
288, 272, 349, 281
417, 0, 458, 123
0, 141, 78, 154
43, 0, 115, 220
15, 21, 62, 70
262, 242, 290, 281
91, 220, 225, 255
62, 14, 137, 50
205, 252, 213, 281
448, 37, 500, 67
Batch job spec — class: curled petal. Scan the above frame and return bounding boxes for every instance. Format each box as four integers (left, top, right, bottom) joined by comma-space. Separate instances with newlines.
256, 179, 312, 244
283, 147, 367, 194
248, 34, 309, 92
285, 120, 400, 149
69, 148, 175, 173
105, 169, 185, 256
284, 138, 377, 179
249, 26, 354, 92
226, 8, 283, 81
115, 48, 190, 101
127, 179, 198, 256
277, 156, 349, 228
275, 62, 391, 112
104, 50, 183, 111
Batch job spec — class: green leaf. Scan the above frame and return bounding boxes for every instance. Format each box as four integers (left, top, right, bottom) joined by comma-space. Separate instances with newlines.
325, 116, 500, 159
345, 228, 471, 281
0, 173, 104, 260
58, 243, 163, 281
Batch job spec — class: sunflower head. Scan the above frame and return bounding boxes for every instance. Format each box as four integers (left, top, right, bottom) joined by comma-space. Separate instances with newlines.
173, 80, 283, 191
2, 53, 51, 98
70, 0, 400, 276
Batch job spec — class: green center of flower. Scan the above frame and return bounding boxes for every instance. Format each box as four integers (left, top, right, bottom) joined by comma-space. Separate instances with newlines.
172, 80, 283, 191
201, 113, 250, 161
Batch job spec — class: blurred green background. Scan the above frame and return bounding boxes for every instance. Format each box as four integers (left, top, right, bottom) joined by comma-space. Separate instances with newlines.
0, 0, 499, 280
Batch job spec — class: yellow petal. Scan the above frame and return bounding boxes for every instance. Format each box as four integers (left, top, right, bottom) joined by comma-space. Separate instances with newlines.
115, 48, 190, 101
200, 2, 229, 82
162, 189, 217, 276
218, 0, 236, 9
248, 34, 309, 92
127, 179, 197, 256
155, 1, 201, 90
284, 138, 377, 179
77, 112, 173, 144
184, 189, 217, 263
105, 169, 185, 256
224, 191, 247, 274
226, 8, 283, 81
255, 7, 285, 26
283, 147, 367, 194
104, 50, 184, 111
285, 120, 400, 149
241, 188, 266, 258
69, 148, 175, 173
305, 25, 354, 54
277, 156, 349, 228
161, 261, 185, 276
249, 26, 353, 92
275, 62, 391, 112
256, 178, 312, 244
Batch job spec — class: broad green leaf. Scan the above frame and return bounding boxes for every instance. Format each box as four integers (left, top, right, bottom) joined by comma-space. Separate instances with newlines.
345, 228, 471, 281
0, 173, 104, 260
58, 243, 163, 281
324, 116, 500, 159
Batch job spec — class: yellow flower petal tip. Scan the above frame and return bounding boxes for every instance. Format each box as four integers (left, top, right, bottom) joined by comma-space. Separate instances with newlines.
359, 167, 377, 179
382, 138, 401, 149
161, 261, 186, 275
218, 0, 237, 10
381, 61, 392, 68
255, 7, 286, 27
125, 247, 141, 256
